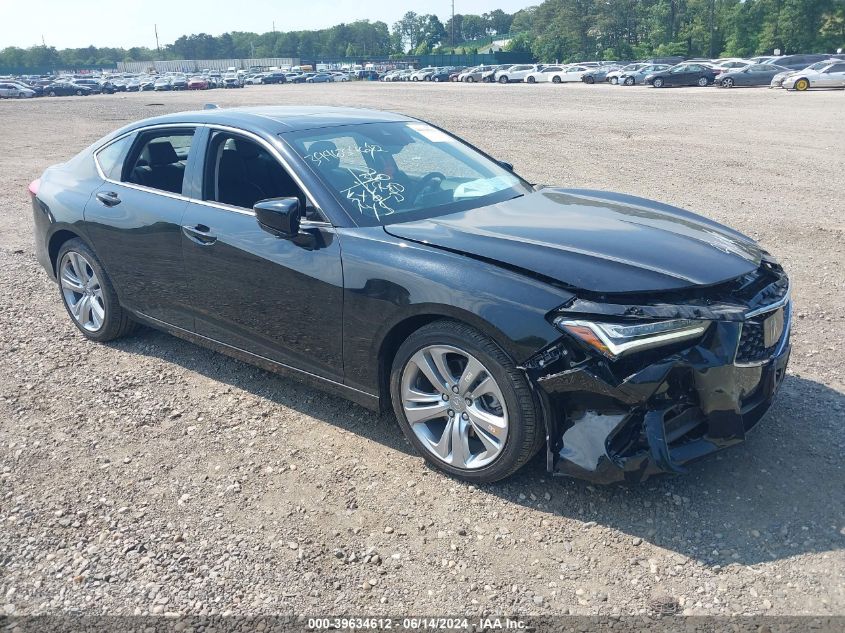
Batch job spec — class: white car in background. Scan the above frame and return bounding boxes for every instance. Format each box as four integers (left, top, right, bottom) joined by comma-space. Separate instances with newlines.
524, 65, 565, 83
494, 64, 543, 83
782, 60, 845, 90
770, 59, 835, 88
547, 65, 591, 83
410, 67, 436, 81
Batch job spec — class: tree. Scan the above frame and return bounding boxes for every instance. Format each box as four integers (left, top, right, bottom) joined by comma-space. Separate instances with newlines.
461, 14, 488, 40
484, 9, 514, 35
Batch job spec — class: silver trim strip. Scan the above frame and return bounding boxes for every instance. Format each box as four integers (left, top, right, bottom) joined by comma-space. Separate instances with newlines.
93, 122, 328, 221
138, 312, 378, 400
744, 288, 791, 319
734, 300, 792, 367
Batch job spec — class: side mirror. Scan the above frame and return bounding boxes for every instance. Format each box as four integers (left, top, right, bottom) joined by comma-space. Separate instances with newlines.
498, 160, 514, 172
254, 197, 301, 238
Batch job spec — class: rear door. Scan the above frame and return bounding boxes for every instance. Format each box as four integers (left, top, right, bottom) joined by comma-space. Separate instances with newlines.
180, 127, 345, 380
84, 125, 198, 329
818, 63, 845, 87
666, 65, 689, 85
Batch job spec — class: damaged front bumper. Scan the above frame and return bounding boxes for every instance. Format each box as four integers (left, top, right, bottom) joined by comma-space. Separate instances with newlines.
523, 262, 792, 484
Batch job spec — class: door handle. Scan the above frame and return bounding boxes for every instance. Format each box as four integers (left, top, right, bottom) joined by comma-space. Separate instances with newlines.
96, 191, 121, 207
182, 224, 217, 245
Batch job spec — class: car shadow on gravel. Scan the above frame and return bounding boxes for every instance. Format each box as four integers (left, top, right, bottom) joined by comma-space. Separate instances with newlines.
486, 374, 845, 567
112, 329, 842, 568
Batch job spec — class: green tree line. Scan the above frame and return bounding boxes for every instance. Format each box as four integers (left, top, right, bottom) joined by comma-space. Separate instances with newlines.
1, 1, 842, 71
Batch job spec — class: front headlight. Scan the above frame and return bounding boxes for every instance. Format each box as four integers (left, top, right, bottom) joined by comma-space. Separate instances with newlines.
554, 318, 710, 359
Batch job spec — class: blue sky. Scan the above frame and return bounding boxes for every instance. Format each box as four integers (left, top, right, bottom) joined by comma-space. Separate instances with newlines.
1, 0, 532, 49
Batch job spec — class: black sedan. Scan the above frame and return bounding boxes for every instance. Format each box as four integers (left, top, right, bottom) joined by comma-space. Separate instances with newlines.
645, 63, 718, 87
30, 106, 791, 484
44, 82, 92, 96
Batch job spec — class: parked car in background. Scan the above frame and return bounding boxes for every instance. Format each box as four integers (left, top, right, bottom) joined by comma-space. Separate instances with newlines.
170, 75, 188, 90
306, 72, 334, 83
769, 59, 834, 88
580, 65, 621, 84
222, 73, 243, 88
72, 78, 102, 94
495, 64, 542, 83
44, 81, 92, 96
525, 65, 565, 83
459, 65, 495, 82
153, 77, 172, 91
618, 64, 670, 85
0, 82, 36, 98
429, 67, 453, 82
646, 63, 718, 87
606, 63, 648, 84
482, 65, 510, 82
410, 67, 436, 81
262, 72, 288, 84
718, 63, 790, 87
782, 60, 845, 90
768, 54, 833, 70
712, 58, 754, 74
448, 68, 466, 81
187, 76, 209, 90
547, 65, 591, 83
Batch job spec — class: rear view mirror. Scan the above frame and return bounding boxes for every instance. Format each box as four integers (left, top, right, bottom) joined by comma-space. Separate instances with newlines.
254, 197, 301, 238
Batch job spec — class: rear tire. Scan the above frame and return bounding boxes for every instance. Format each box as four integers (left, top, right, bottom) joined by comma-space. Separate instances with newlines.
552, 76, 561, 84
585, 76, 595, 84
390, 320, 542, 483
623, 77, 635, 86
498, 76, 508, 84
56, 239, 138, 342
466, 76, 475, 83
721, 77, 734, 88
653, 78, 664, 88
697, 76, 709, 87
527, 76, 535, 84
610, 77, 618, 85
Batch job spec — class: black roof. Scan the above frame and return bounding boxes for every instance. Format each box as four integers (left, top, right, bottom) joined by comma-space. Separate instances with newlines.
125, 106, 414, 135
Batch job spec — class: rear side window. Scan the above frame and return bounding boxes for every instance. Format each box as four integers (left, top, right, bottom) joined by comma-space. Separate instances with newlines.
95, 135, 133, 180
826, 64, 845, 73
124, 129, 195, 195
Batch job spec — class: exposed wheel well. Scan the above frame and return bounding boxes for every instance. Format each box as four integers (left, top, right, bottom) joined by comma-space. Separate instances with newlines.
377, 314, 444, 411
48, 229, 82, 276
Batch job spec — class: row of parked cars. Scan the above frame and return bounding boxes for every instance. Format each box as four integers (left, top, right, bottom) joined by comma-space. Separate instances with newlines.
0, 67, 376, 99
377, 53, 845, 91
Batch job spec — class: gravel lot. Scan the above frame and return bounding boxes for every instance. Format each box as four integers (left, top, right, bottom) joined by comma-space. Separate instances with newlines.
1, 83, 843, 618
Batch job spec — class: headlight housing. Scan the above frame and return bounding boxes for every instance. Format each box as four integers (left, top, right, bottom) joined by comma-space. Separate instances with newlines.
554, 318, 710, 359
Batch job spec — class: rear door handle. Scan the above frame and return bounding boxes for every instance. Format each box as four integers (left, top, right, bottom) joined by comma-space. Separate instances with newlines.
182, 224, 217, 245
96, 191, 121, 207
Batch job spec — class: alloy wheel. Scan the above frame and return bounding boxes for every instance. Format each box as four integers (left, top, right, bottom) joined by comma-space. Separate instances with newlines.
722, 78, 734, 88
60, 251, 105, 332
697, 77, 709, 87
400, 344, 509, 470
795, 78, 809, 91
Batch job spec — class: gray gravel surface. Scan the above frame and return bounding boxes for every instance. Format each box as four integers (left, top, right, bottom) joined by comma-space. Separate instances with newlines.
0, 83, 843, 617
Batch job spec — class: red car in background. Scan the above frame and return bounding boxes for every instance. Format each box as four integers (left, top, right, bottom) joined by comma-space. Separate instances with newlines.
187, 76, 209, 90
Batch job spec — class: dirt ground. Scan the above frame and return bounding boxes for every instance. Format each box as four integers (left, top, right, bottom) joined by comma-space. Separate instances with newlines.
0, 82, 843, 618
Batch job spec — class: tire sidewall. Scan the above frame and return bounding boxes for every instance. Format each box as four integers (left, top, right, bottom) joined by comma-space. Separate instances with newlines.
390, 321, 538, 483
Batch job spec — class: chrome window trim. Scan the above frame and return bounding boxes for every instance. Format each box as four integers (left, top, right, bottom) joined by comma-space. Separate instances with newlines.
93, 122, 330, 223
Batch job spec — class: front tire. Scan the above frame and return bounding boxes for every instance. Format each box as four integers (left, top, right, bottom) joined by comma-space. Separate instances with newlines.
653, 77, 665, 88
390, 320, 542, 483
697, 76, 709, 87
623, 76, 635, 86
610, 77, 618, 85
794, 78, 810, 91
526, 76, 535, 84
721, 77, 734, 88
552, 76, 561, 84
585, 75, 595, 84
498, 76, 508, 84
57, 239, 137, 342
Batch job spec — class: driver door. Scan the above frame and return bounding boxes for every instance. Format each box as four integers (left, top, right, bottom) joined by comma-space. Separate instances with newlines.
180, 128, 344, 381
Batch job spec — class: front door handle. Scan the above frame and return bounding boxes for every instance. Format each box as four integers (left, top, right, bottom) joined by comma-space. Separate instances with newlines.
182, 224, 217, 245
96, 191, 121, 207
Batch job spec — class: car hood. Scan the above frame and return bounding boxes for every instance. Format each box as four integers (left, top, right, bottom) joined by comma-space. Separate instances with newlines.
383, 188, 763, 294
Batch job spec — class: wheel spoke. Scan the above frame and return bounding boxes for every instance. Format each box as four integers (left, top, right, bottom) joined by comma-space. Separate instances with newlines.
90, 297, 105, 327
457, 357, 485, 395
449, 417, 472, 467
60, 269, 84, 293
69, 252, 89, 283
431, 417, 455, 460
79, 295, 93, 326
402, 385, 441, 404
404, 401, 450, 425
470, 420, 502, 455
70, 295, 88, 321
410, 349, 450, 394
429, 347, 457, 388
467, 405, 507, 431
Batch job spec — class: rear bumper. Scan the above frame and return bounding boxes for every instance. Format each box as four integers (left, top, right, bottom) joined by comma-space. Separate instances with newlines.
529, 304, 791, 484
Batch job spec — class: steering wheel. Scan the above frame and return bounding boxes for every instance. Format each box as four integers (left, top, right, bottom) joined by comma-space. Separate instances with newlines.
412, 172, 446, 204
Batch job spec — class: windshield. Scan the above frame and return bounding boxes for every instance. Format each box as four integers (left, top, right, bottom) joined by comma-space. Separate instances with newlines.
283, 122, 531, 226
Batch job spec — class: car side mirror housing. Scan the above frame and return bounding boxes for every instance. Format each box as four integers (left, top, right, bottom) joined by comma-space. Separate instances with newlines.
254, 197, 301, 238
498, 160, 514, 172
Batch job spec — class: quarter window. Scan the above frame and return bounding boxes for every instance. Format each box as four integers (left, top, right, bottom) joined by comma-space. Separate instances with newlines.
95, 135, 133, 180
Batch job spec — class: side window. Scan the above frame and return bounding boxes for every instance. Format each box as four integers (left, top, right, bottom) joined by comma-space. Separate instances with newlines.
826, 64, 845, 73
124, 129, 195, 195
204, 132, 310, 213
95, 135, 133, 180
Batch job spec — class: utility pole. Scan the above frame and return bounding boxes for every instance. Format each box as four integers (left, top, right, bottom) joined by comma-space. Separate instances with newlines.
708, 0, 715, 59
451, 0, 455, 47
273, 21, 276, 34
154, 24, 161, 56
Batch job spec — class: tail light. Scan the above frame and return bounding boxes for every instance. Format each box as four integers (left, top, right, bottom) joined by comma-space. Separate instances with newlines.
28, 178, 40, 197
